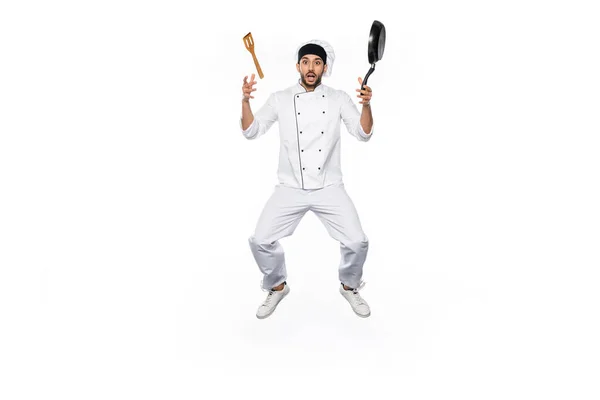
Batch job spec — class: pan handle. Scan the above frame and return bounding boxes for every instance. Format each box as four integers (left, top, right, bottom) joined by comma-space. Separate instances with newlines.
361, 64, 376, 91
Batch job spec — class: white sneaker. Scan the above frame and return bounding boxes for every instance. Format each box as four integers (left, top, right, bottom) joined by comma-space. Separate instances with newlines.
339, 282, 371, 318
256, 283, 290, 319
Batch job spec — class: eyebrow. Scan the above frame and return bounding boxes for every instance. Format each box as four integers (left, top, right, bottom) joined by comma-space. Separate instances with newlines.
301, 56, 323, 62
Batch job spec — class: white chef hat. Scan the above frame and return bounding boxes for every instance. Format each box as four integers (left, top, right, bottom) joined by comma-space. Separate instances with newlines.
295, 39, 335, 77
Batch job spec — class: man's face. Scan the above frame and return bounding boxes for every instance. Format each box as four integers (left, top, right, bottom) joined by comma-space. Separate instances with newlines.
296, 54, 328, 88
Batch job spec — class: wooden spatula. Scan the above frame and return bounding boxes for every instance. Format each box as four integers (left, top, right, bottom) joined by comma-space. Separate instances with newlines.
243, 32, 264, 79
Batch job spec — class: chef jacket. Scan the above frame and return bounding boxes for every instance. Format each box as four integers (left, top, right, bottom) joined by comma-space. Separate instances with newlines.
241, 80, 373, 190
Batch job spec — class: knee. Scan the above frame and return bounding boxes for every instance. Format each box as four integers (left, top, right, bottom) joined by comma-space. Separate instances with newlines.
248, 234, 273, 248
344, 236, 369, 253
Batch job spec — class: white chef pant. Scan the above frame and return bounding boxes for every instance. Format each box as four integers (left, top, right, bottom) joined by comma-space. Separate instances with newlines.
248, 183, 369, 290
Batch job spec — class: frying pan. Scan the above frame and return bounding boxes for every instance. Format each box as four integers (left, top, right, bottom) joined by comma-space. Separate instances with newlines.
361, 20, 386, 91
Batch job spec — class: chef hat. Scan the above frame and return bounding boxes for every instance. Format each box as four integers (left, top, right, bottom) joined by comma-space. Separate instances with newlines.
295, 39, 335, 77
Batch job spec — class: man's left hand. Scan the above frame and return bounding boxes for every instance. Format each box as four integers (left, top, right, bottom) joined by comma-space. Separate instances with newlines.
356, 77, 372, 106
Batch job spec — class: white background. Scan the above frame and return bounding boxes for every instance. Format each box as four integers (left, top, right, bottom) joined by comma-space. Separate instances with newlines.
1, 0, 599, 398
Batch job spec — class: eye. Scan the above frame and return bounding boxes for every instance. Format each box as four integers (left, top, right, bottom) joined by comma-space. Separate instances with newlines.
316, 61, 321, 65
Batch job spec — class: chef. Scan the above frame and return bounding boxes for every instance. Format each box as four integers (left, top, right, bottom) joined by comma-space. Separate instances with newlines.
240, 39, 374, 319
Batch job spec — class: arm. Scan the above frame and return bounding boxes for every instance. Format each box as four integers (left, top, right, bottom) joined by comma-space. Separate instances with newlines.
241, 98, 254, 130
360, 103, 373, 134
357, 76, 373, 134
239, 74, 278, 139
341, 76, 374, 142
341, 95, 373, 142
240, 93, 278, 140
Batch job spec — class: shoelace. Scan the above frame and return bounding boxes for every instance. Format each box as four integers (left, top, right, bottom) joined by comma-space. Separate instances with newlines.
259, 279, 283, 307
262, 290, 275, 306
346, 281, 367, 306
349, 292, 367, 306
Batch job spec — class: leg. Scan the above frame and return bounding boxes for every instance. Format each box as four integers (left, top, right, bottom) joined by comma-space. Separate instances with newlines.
249, 185, 308, 290
310, 184, 369, 289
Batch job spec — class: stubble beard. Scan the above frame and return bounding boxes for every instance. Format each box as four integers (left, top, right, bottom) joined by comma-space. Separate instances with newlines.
300, 72, 322, 90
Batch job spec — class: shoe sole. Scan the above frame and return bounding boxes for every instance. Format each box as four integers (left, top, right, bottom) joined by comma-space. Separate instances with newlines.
256, 287, 289, 319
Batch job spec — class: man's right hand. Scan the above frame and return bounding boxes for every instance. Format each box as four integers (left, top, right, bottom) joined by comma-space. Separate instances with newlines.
242, 73, 257, 102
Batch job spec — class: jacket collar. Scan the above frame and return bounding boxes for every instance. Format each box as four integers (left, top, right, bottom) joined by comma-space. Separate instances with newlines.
295, 79, 326, 93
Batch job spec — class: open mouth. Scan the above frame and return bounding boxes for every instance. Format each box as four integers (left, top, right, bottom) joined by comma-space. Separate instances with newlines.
306, 73, 316, 80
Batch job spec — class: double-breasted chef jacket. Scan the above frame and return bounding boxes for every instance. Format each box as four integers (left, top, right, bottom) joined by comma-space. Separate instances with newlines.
241, 80, 373, 189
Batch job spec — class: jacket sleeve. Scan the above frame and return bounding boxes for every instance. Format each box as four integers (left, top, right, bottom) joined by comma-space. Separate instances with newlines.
240, 93, 278, 140
340, 91, 373, 142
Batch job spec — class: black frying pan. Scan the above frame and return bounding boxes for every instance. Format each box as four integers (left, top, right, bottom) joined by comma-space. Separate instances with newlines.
361, 20, 386, 91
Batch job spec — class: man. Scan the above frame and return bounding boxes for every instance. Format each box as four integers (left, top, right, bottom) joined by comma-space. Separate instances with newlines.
240, 39, 374, 319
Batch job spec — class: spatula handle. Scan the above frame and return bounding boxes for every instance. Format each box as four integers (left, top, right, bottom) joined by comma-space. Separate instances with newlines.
251, 52, 264, 79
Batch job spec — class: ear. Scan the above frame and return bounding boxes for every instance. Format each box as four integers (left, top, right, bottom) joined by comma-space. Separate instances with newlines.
296, 64, 300, 73
324, 64, 328, 74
